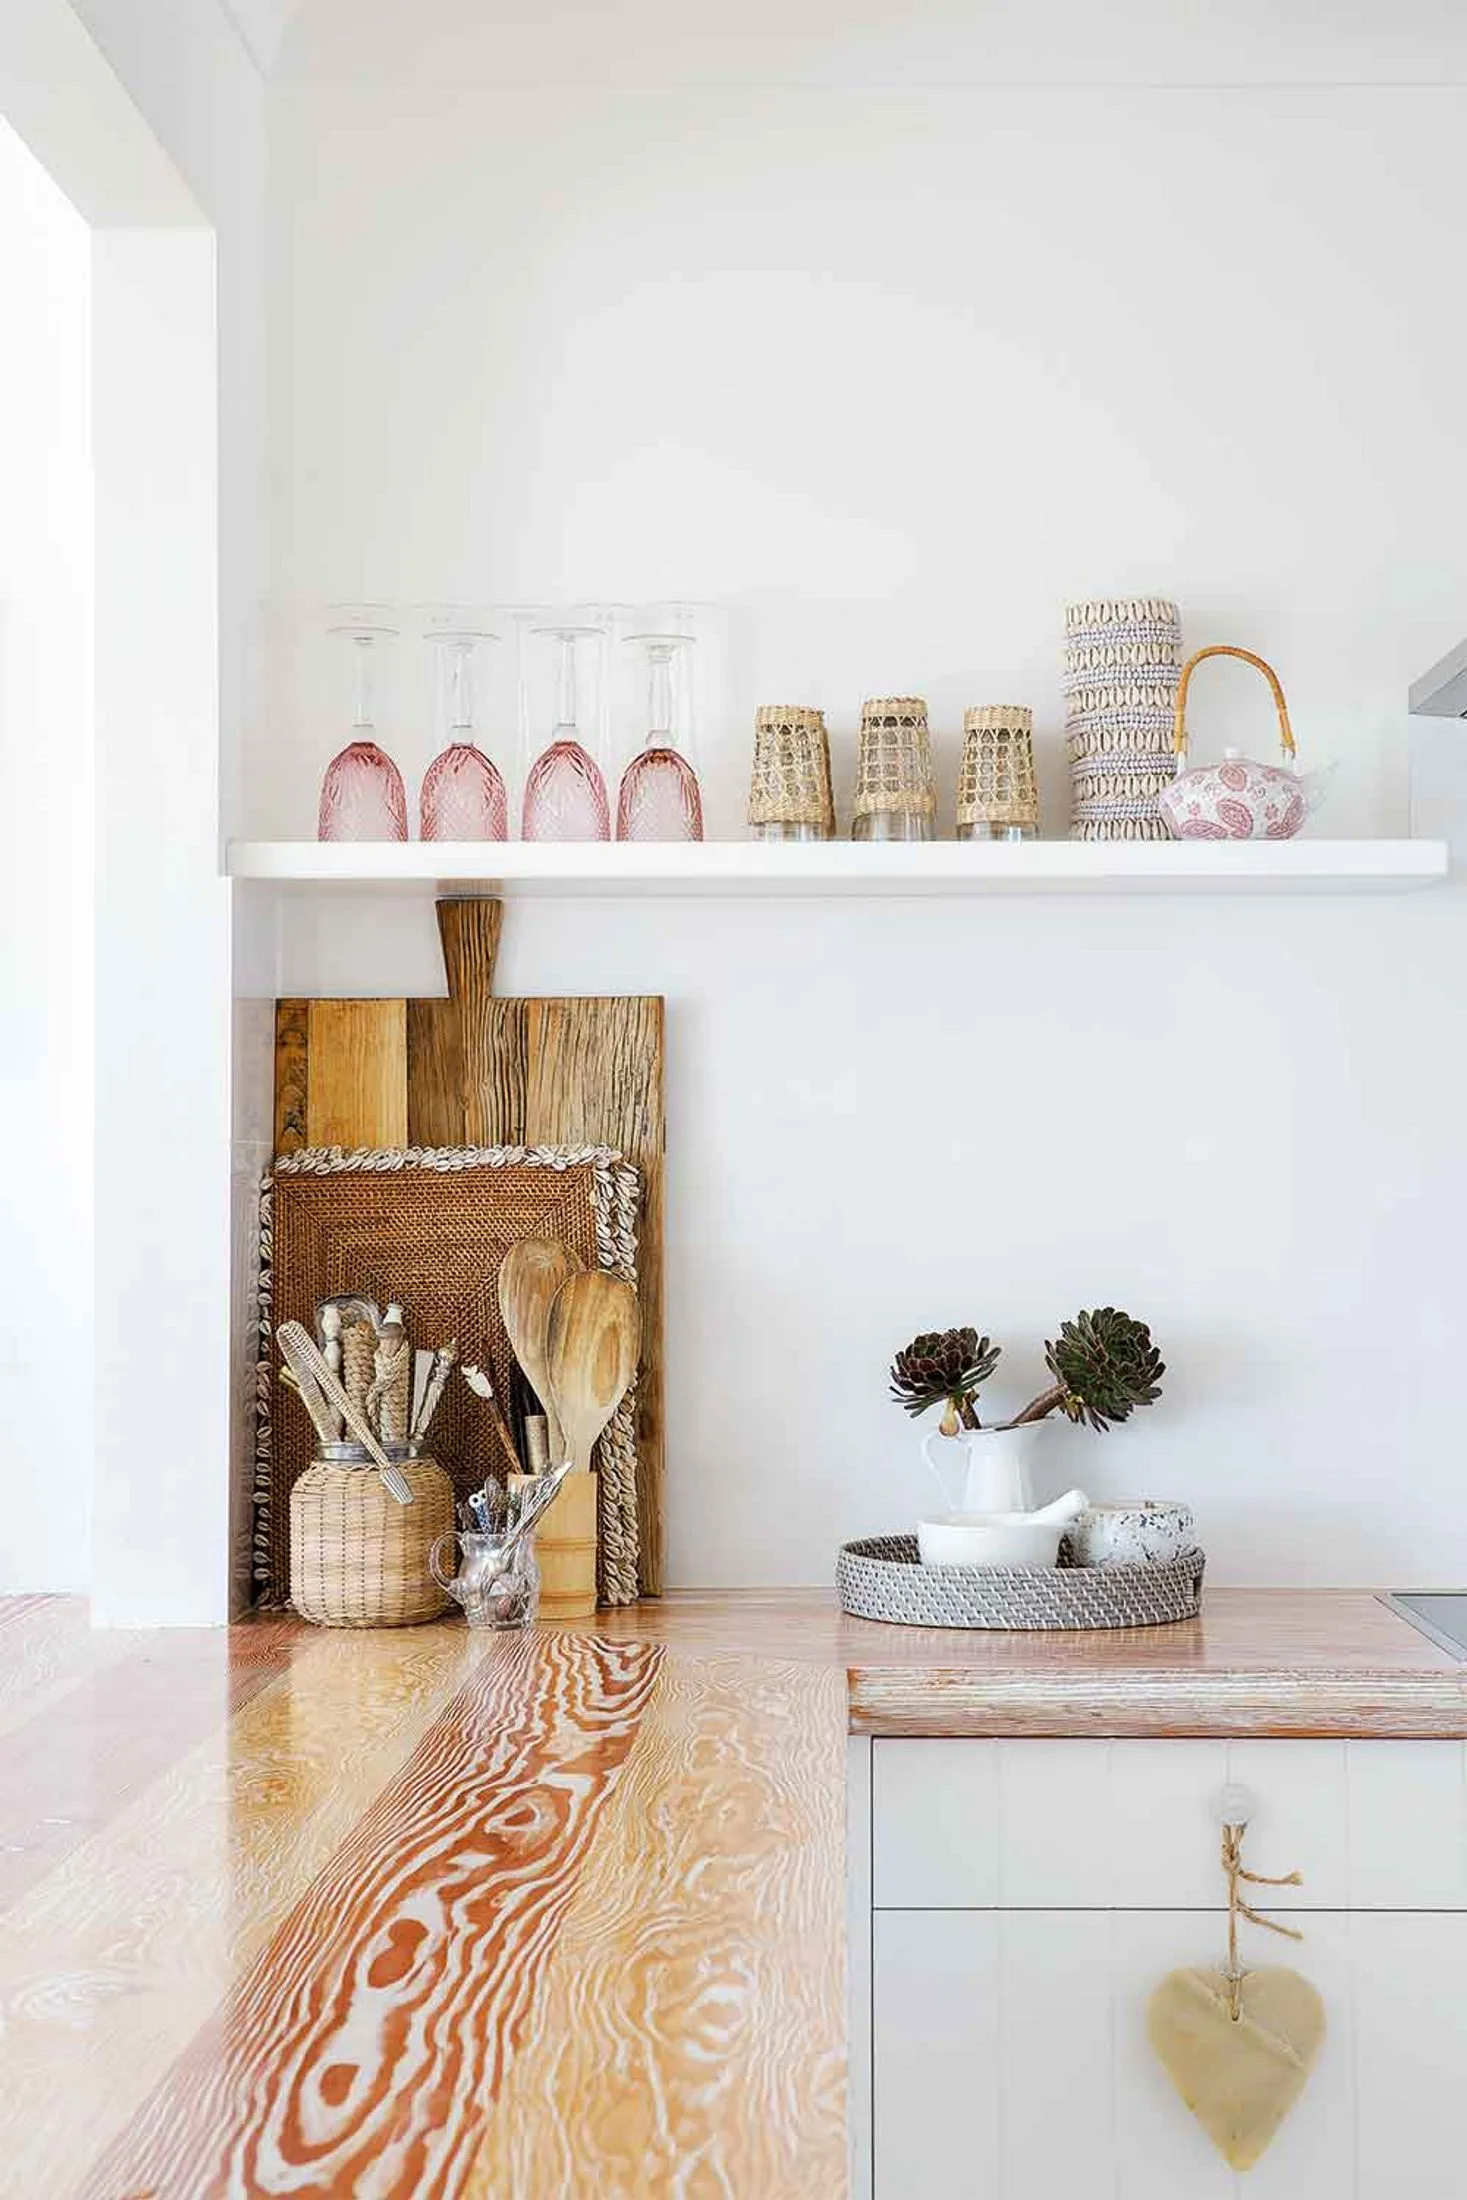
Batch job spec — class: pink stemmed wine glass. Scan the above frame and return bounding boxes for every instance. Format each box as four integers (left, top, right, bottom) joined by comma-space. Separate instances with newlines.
419, 621, 507, 841
318, 610, 408, 842
522, 625, 610, 842
616, 631, 703, 841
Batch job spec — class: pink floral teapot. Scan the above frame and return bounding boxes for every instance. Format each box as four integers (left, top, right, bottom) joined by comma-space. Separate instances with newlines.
1159, 646, 1328, 841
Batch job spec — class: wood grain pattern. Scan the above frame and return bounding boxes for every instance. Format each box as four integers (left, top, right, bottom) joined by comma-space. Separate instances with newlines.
0, 1620, 484, 2199
524, 994, 666, 1592
81, 1633, 665, 2200
4, 1588, 1463, 2196
511, 1468, 600, 1622
571, 1588, 1467, 1739
849, 1666, 1467, 1738
497, 1235, 579, 1461
274, 999, 409, 1154
0, 1620, 294, 1911
462, 1653, 848, 2199
273, 997, 311, 1153
546, 1271, 640, 1473
403, 898, 666, 1592
437, 898, 517, 1146
284, 898, 666, 1590
403, 979, 465, 1150
0, 1593, 137, 1745
308, 999, 409, 1150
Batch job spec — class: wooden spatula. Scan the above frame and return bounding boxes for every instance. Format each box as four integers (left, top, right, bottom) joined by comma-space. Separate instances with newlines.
546, 1272, 641, 1475
497, 1238, 581, 1464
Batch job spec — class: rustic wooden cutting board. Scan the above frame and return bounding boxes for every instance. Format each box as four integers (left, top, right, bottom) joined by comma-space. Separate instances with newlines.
273, 898, 667, 1594
273, 998, 408, 1151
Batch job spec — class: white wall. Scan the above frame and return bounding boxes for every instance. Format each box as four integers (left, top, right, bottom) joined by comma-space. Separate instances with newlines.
0, 0, 267, 1622
72, 0, 266, 1624
261, 2, 1467, 1588
71, 0, 269, 848
0, 117, 93, 1593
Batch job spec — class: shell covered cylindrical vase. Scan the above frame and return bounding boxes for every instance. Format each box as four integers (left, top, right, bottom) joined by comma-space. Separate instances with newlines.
957, 706, 1039, 840
1064, 598, 1183, 841
290, 1452, 454, 1626
852, 696, 935, 841
747, 704, 835, 840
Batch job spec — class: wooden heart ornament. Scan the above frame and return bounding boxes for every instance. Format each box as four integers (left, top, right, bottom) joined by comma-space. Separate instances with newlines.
1148, 1965, 1326, 2171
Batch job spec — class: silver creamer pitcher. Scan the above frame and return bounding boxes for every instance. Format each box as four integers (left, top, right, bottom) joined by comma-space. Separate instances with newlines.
429, 1527, 539, 1629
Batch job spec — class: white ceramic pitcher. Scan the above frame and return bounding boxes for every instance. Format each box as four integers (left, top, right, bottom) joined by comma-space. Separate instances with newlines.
921, 1424, 1037, 1514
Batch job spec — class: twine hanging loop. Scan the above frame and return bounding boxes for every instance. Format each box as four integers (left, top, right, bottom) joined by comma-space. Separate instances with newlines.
1221, 1819, 1304, 2021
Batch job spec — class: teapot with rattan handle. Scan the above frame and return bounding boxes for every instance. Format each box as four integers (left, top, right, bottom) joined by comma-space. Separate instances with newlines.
1172, 645, 1296, 766
1160, 646, 1329, 842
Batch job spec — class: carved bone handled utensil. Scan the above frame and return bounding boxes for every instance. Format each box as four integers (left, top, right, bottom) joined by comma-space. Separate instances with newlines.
279, 1363, 335, 1448
462, 1358, 523, 1477
498, 1239, 582, 1465
412, 1337, 458, 1442
545, 1271, 641, 1476
277, 1320, 415, 1505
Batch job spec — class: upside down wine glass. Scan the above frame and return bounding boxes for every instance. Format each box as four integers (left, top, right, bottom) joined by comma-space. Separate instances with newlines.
616, 632, 704, 842
521, 625, 611, 841
317, 611, 409, 842
419, 622, 508, 841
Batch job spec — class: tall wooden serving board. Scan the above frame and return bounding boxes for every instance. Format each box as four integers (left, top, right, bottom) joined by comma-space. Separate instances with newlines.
274, 899, 666, 1594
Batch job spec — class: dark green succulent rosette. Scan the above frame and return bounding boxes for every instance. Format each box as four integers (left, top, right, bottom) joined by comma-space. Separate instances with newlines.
1041, 1307, 1165, 1431
889, 1327, 1001, 1435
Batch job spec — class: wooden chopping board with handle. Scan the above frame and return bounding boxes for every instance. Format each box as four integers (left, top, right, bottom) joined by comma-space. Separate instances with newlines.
274, 897, 666, 1593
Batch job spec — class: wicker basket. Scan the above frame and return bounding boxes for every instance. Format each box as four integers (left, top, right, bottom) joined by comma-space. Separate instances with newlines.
290, 1452, 455, 1626
837, 1535, 1205, 1630
747, 704, 835, 837
957, 706, 1039, 837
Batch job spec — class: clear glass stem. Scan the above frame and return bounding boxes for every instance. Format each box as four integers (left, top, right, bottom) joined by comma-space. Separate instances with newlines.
648, 644, 675, 743
353, 635, 376, 730
446, 638, 474, 734
555, 632, 578, 739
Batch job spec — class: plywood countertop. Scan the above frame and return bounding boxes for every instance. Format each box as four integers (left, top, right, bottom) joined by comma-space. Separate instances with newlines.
3, 1589, 1461, 2198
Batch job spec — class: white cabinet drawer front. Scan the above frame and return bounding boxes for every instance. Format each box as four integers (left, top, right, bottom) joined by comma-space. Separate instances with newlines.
873, 1738, 1467, 1911
874, 1908, 1467, 2200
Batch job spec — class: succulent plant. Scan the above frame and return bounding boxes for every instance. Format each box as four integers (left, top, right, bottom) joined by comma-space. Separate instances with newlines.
1042, 1307, 1164, 1431
892, 1306, 1164, 1440
889, 1327, 1001, 1435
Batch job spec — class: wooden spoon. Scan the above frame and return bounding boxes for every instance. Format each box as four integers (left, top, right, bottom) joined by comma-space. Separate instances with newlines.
546, 1272, 641, 1474
497, 1238, 581, 1464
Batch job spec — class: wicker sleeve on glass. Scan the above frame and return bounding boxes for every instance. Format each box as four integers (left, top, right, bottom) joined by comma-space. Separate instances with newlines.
957, 706, 1039, 832
747, 705, 835, 834
853, 697, 935, 822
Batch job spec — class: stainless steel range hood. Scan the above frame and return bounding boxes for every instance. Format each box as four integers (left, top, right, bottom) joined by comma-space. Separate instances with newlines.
1410, 640, 1467, 720
1387, 1593, 1467, 1659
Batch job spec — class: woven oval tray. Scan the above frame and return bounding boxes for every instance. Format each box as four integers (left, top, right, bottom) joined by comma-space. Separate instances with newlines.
837, 1535, 1205, 1630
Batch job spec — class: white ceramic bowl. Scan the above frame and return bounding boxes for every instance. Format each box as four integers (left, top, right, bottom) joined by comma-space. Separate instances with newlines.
917, 1511, 1069, 1569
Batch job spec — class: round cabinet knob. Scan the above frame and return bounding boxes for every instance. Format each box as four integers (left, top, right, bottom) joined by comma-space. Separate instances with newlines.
1213, 1781, 1257, 1828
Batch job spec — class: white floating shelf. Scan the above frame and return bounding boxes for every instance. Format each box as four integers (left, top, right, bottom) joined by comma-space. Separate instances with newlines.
226, 838, 1449, 897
